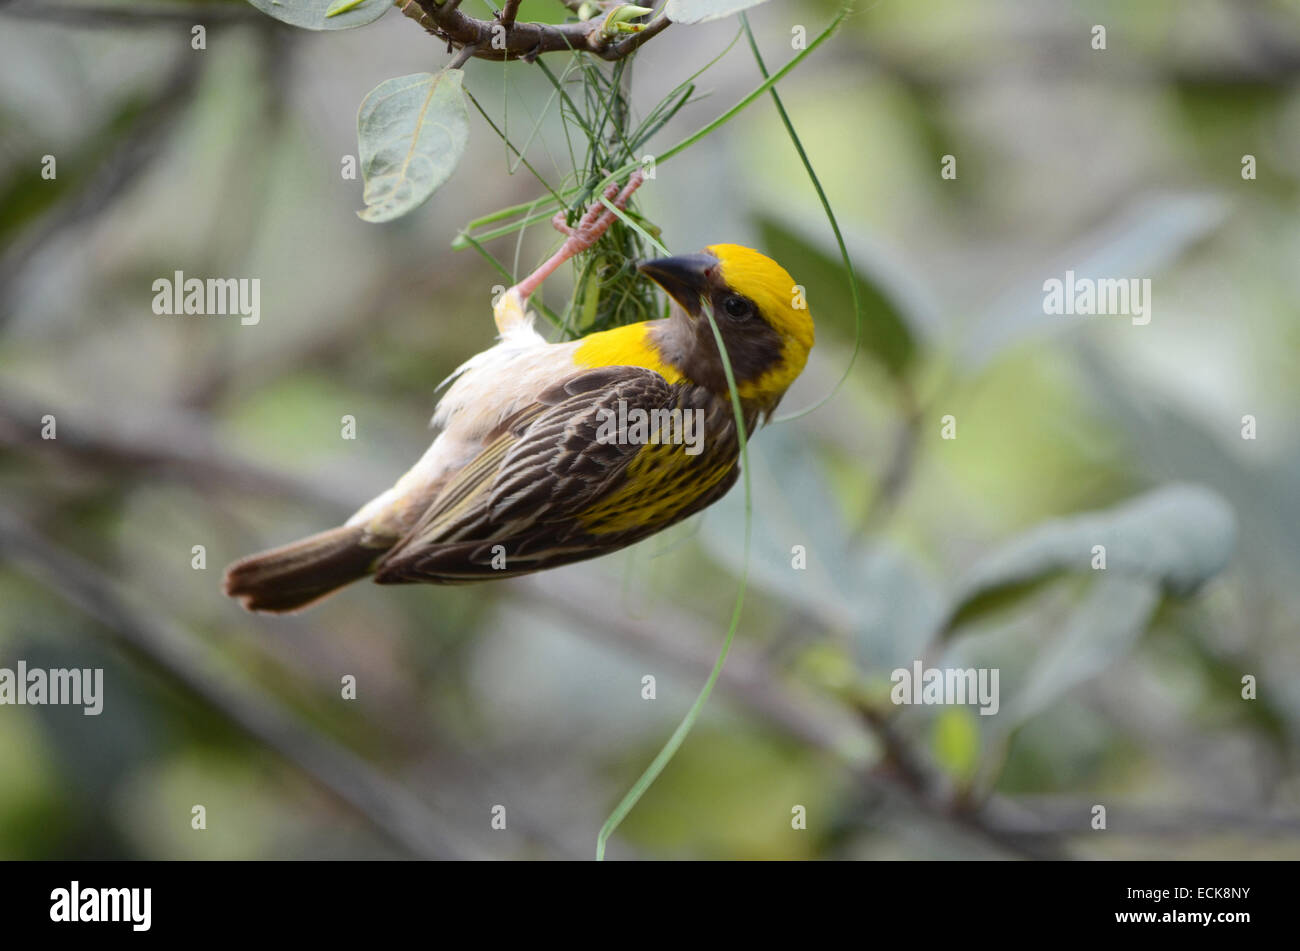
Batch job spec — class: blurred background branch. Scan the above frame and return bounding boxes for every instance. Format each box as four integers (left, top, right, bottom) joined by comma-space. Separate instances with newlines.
0, 510, 482, 859
0, 0, 1297, 860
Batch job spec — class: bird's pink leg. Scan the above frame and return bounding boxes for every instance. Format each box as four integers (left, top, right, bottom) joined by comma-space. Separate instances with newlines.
512, 170, 645, 303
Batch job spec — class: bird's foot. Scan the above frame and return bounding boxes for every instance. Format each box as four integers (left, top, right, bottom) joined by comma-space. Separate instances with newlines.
505, 169, 646, 312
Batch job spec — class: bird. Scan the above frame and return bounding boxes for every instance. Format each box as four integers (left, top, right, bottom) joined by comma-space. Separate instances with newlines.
223, 174, 814, 613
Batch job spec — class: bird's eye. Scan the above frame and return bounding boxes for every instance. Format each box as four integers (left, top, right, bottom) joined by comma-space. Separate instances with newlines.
721, 295, 754, 321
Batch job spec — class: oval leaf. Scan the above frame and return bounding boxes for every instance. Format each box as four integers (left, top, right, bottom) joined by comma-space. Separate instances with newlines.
698, 425, 944, 668
944, 483, 1236, 633
246, 0, 389, 31
357, 70, 469, 224
665, 0, 772, 25
1005, 574, 1161, 725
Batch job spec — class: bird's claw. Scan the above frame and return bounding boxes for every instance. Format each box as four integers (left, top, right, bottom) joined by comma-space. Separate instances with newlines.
512, 169, 646, 302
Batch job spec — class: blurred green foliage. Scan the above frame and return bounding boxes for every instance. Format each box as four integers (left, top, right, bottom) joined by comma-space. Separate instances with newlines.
0, 0, 1298, 859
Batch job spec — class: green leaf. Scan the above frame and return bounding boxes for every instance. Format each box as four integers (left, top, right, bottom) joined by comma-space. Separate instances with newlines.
931, 708, 980, 786
699, 425, 944, 667
944, 483, 1236, 633
325, 0, 369, 16
665, 0, 772, 25
757, 213, 923, 377
1007, 575, 1161, 725
356, 71, 469, 224
245, 0, 389, 30
1074, 344, 1300, 580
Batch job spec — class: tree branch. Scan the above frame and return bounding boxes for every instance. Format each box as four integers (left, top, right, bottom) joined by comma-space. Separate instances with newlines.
0, 386, 363, 510
518, 572, 868, 757
522, 572, 1076, 859
399, 0, 668, 64
0, 386, 1116, 858
498, 0, 522, 29
604, 10, 670, 60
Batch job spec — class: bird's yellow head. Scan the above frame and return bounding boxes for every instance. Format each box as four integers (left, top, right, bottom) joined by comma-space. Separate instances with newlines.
638, 244, 814, 413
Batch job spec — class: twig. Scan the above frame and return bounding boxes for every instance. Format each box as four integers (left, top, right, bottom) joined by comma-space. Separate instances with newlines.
0, 386, 362, 510
6, 382, 1240, 857
604, 11, 669, 61
854, 381, 922, 539
858, 705, 1070, 860
518, 572, 869, 757
449, 41, 482, 69
980, 796, 1300, 840
498, 0, 522, 29
400, 0, 668, 64
523, 572, 1072, 858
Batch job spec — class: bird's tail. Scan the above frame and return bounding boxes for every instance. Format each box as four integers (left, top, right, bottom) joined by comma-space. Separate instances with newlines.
223, 525, 383, 614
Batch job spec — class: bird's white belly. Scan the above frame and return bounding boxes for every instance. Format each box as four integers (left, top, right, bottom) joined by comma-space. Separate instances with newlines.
345, 329, 581, 533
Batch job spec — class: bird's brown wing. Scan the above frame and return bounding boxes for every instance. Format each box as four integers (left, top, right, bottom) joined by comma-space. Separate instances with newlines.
373, 365, 736, 584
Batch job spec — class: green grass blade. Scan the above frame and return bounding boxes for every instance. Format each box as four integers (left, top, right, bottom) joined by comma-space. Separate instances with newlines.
464, 88, 565, 207
452, 207, 568, 249
581, 5, 849, 208
592, 214, 754, 860
461, 193, 570, 231
595, 295, 753, 861
596, 196, 664, 253
458, 231, 564, 330
594, 4, 853, 858
739, 12, 863, 423
653, 8, 847, 167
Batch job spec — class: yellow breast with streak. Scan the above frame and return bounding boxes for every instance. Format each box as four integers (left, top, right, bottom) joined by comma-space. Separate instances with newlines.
579, 443, 734, 534
572, 323, 730, 534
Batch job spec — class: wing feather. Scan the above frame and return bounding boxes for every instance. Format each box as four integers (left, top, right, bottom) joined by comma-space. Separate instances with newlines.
374, 366, 732, 584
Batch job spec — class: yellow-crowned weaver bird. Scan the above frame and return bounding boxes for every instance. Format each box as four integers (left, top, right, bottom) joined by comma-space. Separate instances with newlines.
224, 173, 814, 613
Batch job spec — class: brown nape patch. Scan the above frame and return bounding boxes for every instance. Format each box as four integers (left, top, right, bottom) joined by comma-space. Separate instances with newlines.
649, 291, 786, 395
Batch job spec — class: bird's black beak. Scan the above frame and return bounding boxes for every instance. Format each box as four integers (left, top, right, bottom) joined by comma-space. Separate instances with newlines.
639, 252, 718, 316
